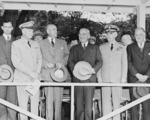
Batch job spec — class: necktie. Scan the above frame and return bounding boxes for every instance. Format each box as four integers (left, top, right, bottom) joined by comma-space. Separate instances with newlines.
139, 44, 143, 52
111, 44, 113, 51
6, 36, 9, 41
83, 44, 86, 49
28, 41, 31, 47
51, 39, 54, 47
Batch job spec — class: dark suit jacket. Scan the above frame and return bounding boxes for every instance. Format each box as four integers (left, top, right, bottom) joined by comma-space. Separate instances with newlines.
68, 43, 103, 83
0, 35, 15, 70
127, 41, 150, 83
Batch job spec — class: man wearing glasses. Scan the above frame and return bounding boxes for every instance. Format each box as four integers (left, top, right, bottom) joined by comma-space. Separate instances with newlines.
97, 25, 127, 120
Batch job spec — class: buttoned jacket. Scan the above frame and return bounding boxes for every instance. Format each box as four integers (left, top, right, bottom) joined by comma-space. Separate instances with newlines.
11, 36, 42, 83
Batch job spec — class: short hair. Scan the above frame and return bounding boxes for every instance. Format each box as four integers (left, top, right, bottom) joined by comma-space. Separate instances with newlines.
79, 28, 90, 35
134, 27, 145, 34
2, 19, 12, 26
46, 24, 56, 30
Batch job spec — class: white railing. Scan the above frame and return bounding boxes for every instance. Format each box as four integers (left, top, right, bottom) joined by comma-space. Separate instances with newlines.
0, 83, 150, 120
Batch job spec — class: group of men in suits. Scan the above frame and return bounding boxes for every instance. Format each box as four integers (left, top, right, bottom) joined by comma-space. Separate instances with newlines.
0, 20, 69, 120
0, 18, 150, 120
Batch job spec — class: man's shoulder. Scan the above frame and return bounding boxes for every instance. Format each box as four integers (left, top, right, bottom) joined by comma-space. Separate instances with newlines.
56, 38, 67, 45
12, 38, 22, 45
117, 42, 125, 46
0, 36, 4, 43
100, 42, 108, 48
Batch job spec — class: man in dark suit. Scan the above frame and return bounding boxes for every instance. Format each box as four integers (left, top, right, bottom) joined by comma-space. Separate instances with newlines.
68, 28, 102, 120
0, 19, 17, 120
127, 27, 150, 120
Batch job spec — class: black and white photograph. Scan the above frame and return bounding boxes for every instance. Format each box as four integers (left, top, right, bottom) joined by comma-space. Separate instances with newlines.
0, 0, 150, 120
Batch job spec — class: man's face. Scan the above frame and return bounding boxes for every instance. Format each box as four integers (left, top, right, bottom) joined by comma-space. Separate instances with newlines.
47, 25, 57, 38
121, 35, 132, 46
22, 28, 33, 39
134, 29, 145, 44
34, 35, 43, 41
79, 29, 90, 43
106, 31, 117, 42
1, 22, 13, 35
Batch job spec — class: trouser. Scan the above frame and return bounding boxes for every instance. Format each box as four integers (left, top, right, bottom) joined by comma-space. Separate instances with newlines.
0, 86, 17, 120
75, 86, 95, 120
130, 88, 150, 120
17, 86, 39, 120
45, 87, 64, 120
102, 87, 121, 120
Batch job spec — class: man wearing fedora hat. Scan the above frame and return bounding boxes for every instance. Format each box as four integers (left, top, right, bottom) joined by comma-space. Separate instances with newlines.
127, 28, 150, 120
11, 21, 42, 120
0, 19, 18, 120
97, 24, 127, 120
39, 24, 69, 120
68, 28, 102, 120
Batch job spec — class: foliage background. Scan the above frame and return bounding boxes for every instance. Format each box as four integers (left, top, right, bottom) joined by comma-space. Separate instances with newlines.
1, 10, 150, 44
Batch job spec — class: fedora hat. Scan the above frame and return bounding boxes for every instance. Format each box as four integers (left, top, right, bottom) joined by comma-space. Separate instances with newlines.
50, 66, 68, 82
133, 81, 149, 99
73, 61, 93, 80
0, 64, 13, 82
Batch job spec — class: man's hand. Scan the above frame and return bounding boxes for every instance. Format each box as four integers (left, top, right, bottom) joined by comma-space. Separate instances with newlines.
121, 78, 126, 83
55, 63, 63, 69
141, 75, 149, 82
30, 72, 38, 80
135, 73, 147, 82
90, 68, 95, 74
46, 63, 54, 69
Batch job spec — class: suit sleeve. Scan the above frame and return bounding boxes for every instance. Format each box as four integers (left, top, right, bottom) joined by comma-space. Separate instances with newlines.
35, 43, 42, 74
0, 43, 7, 65
127, 45, 138, 76
61, 42, 69, 66
39, 41, 49, 68
121, 46, 128, 80
68, 46, 75, 72
11, 42, 32, 75
93, 45, 103, 73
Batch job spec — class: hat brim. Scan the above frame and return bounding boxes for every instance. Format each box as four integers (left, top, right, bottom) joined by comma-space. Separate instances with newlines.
0, 64, 13, 82
50, 66, 68, 82
133, 81, 149, 99
73, 61, 92, 80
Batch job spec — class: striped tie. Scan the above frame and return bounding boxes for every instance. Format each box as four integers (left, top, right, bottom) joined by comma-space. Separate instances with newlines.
51, 38, 54, 47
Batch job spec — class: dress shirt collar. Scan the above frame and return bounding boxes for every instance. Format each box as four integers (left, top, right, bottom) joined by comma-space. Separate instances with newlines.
3, 34, 11, 41
138, 41, 145, 49
48, 37, 55, 44
81, 41, 88, 47
109, 41, 116, 47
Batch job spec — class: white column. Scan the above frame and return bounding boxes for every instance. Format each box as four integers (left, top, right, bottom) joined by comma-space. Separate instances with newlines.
137, 5, 146, 29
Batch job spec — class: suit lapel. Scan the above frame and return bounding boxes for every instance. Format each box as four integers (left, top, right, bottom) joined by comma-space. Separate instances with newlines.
1, 36, 12, 57
45, 39, 55, 56
82, 43, 92, 59
133, 43, 143, 58
143, 42, 150, 58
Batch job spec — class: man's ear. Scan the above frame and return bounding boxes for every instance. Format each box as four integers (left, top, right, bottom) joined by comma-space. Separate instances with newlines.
1, 26, 3, 31
88, 34, 90, 39
114, 32, 118, 38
